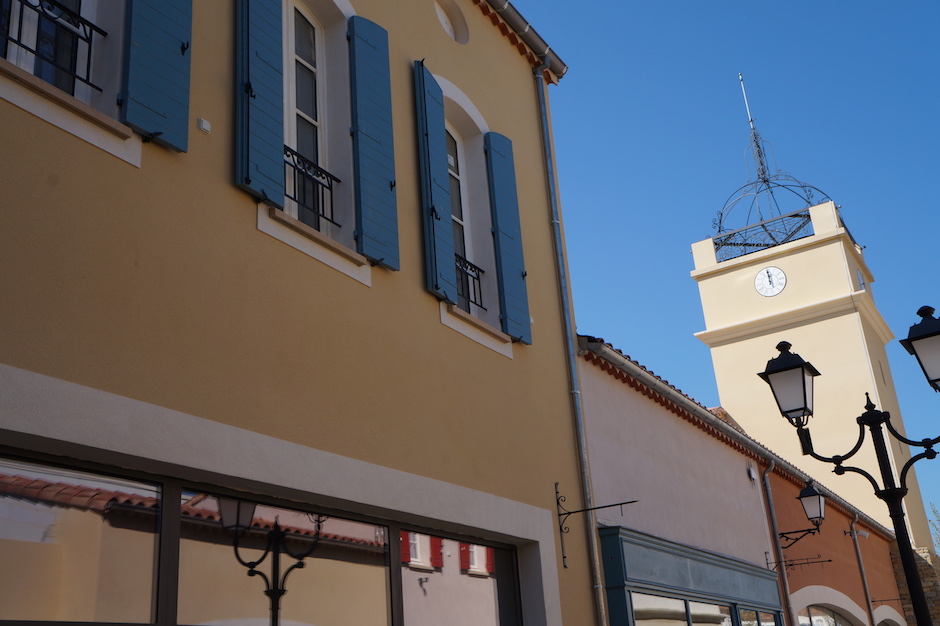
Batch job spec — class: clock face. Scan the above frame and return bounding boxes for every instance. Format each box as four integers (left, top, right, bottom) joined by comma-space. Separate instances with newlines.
755, 266, 786, 297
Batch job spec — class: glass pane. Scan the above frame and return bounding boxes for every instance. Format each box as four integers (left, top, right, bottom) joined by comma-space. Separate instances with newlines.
740, 609, 759, 626
0, 456, 159, 622
759, 611, 779, 626
295, 62, 317, 122
452, 220, 466, 258
632, 593, 686, 625
294, 9, 315, 66
178, 494, 390, 626
449, 173, 463, 221
689, 601, 732, 626
446, 131, 459, 174
402, 533, 520, 626
297, 116, 318, 162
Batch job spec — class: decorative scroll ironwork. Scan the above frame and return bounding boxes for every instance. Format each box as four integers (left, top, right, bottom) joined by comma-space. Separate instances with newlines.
555, 482, 636, 568
2, 0, 108, 92
713, 207, 814, 262
765, 551, 832, 572
455, 254, 484, 310
284, 146, 341, 231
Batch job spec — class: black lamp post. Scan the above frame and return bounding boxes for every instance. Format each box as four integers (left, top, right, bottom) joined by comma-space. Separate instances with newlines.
759, 329, 940, 626
778, 483, 826, 548
217, 498, 322, 626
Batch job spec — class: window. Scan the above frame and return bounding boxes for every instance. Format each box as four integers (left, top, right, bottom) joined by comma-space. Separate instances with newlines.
2, 0, 104, 99
284, 7, 342, 236
402, 533, 520, 625
414, 61, 532, 344
0, 0, 193, 154
447, 128, 485, 314
237, 3, 399, 271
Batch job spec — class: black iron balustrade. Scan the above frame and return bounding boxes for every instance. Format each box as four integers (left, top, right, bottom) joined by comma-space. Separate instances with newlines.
713, 208, 813, 262
284, 146, 341, 232
1, 0, 107, 93
455, 254, 484, 311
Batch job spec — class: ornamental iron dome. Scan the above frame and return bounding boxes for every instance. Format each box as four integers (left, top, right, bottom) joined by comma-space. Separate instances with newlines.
712, 75, 831, 262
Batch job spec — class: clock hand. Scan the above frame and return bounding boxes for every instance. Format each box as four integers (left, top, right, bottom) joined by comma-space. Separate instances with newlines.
766, 269, 774, 287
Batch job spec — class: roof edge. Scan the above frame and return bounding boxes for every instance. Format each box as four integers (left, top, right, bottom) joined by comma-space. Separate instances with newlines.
577, 335, 895, 540
478, 0, 568, 80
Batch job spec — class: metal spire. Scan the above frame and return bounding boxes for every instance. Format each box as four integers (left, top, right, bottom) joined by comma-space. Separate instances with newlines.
710, 74, 832, 261
739, 73, 768, 182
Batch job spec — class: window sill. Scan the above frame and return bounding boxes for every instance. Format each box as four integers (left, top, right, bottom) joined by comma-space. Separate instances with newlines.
405, 561, 436, 572
0, 57, 141, 166
0, 57, 132, 140
257, 205, 372, 286
440, 302, 513, 358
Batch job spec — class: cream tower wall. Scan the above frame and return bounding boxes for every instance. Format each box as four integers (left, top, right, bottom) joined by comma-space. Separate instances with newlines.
691, 202, 931, 549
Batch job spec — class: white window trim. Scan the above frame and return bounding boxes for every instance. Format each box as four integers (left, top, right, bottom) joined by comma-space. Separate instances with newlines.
440, 301, 513, 358
257, 204, 371, 286
0, 56, 140, 166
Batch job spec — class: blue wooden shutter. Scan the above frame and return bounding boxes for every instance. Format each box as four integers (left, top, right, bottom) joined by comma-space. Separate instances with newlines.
485, 132, 531, 344
414, 61, 457, 303
349, 17, 398, 270
122, 0, 193, 152
234, 0, 284, 208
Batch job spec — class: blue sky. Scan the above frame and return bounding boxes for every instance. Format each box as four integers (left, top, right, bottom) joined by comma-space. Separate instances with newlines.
510, 2, 940, 519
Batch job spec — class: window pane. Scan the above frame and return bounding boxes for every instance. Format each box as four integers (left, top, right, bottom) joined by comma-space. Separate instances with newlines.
740, 609, 760, 626
402, 533, 521, 626
296, 62, 317, 122
759, 611, 779, 626
178, 494, 390, 626
294, 9, 315, 66
689, 601, 731, 626
631, 593, 686, 625
449, 173, 463, 221
0, 456, 159, 622
297, 116, 318, 162
446, 132, 459, 174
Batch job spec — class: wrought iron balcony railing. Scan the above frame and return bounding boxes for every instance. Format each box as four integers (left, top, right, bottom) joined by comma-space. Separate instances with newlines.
713, 208, 814, 262
455, 254, 485, 311
284, 146, 341, 231
1, 0, 108, 93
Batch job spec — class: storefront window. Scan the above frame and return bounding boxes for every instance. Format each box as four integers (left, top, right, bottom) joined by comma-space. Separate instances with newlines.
177, 493, 391, 626
0, 456, 159, 622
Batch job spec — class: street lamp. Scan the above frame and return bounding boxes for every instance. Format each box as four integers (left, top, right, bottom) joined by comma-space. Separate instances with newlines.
900, 306, 940, 393
778, 482, 826, 548
217, 497, 323, 626
759, 326, 940, 626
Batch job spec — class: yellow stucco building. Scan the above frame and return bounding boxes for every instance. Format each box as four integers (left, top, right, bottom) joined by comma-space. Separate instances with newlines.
0, 1, 596, 624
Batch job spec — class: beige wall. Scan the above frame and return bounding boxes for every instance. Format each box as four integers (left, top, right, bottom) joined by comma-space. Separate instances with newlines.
578, 358, 772, 566
0, 0, 591, 623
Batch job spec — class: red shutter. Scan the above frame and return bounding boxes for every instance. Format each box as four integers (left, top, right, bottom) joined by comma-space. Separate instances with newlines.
459, 542, 470, 570
430, 535, 443, 568
486, 547, 496, 574
400, 530, 410, 563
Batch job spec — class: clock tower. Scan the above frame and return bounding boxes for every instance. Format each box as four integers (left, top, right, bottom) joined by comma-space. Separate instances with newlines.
692, 201, 931, 547
691, 77, 931, 547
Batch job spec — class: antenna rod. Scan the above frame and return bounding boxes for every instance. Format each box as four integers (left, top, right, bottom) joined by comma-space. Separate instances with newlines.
739, 72, 755, 131
739, 72, 767, 181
